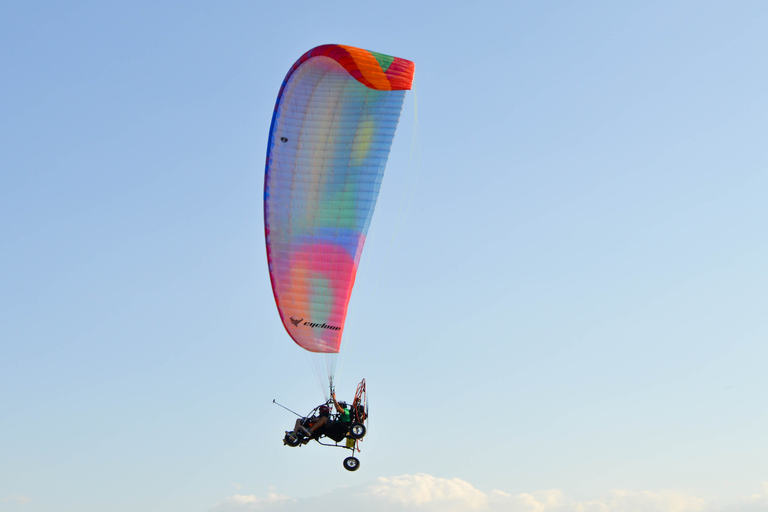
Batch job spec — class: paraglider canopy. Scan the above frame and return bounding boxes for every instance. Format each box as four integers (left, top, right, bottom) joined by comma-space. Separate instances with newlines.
264, 45, 415, 356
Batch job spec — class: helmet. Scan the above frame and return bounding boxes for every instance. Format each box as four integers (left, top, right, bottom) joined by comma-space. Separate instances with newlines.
319, 404, 330, 415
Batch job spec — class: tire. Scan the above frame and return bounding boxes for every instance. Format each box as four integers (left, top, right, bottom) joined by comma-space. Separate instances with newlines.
343, 456, 360, 471
283, 433, 301, 447
349, 422, 366, 439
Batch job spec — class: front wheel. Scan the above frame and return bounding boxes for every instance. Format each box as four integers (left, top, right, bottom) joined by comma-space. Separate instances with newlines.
349, 423, 366, 439
343, 456, 360, 471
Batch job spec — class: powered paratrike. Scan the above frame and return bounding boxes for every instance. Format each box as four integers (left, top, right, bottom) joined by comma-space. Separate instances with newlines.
279, 379, 368, 471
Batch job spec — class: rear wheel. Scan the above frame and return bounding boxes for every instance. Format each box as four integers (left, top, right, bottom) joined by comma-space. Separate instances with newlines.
343, 456, 360, 471
349, 423, 366, 439
283, 433, 301, 447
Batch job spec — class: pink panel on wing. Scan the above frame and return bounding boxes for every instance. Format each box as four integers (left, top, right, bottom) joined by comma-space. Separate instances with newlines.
276, 242, 359, 353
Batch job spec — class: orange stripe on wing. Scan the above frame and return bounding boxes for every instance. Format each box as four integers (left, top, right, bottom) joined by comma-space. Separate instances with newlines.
339, 45, 393, 91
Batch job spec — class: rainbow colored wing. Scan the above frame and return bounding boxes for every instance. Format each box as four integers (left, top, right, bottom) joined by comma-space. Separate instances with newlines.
264, 45, 415, 353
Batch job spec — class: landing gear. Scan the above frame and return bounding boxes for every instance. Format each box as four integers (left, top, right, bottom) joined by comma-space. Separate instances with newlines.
343, 456, 360, 471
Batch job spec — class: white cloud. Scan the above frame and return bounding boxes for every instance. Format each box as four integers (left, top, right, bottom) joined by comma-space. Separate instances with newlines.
210, 490, 295, 511
487, 489, 705, 512
365, 473, 488, 510
1, 494, 33, 506
208, 476, 766, 512
718, 482, 768, 512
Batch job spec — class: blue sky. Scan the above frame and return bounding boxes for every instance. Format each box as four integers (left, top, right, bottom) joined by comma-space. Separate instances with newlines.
2, 2, 767, 511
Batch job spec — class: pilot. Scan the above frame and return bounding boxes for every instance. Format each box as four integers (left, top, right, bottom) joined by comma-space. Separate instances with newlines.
295, 392, 350, 440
